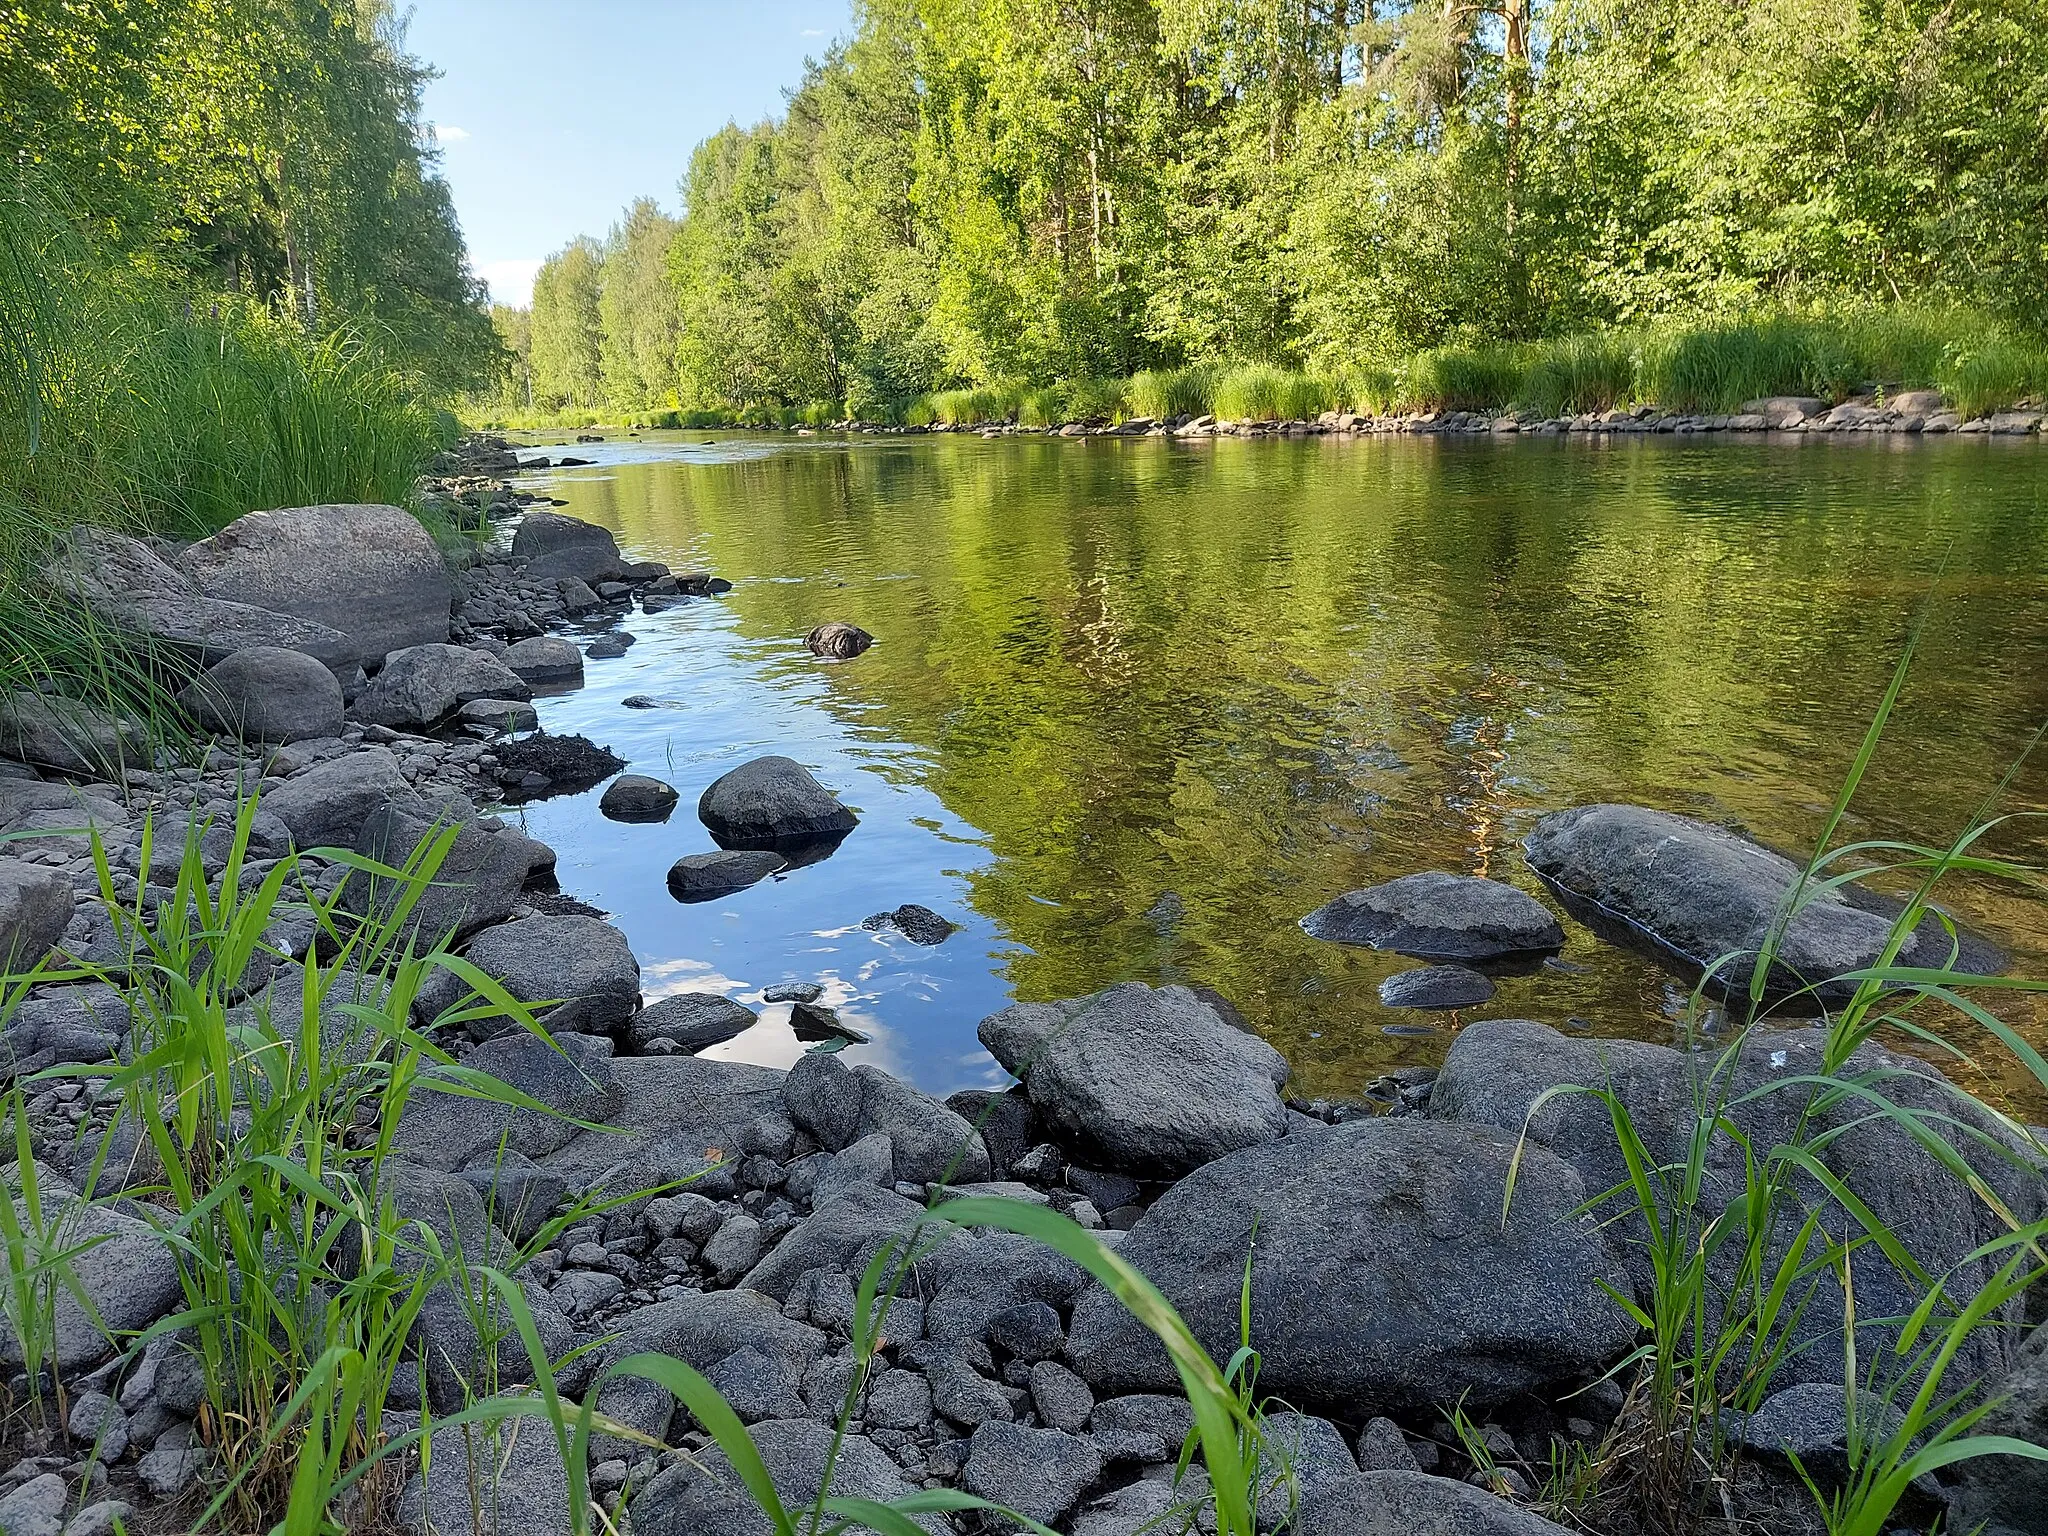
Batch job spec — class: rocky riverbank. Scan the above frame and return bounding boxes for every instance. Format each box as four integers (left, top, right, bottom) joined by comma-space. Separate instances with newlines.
0, 469, 2042, 1536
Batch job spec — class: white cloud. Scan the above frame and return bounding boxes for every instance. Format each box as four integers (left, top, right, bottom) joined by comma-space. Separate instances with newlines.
432, 123, 470, 143
478, 257, 544, 306
801, 27, 824, 35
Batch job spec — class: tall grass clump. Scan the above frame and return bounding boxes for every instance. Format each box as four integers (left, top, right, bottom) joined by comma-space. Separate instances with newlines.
1517, 331, 1641, 416
1938, 334, 2048, 421
1210, 364, 1336, 421
1128, 364, 1217, 419
926, 380, 1028, 425
1402, 343, 1530, 413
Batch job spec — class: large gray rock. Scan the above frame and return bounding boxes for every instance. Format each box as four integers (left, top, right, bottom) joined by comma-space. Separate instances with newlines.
1950, 1317, 2048, 1536
1296, 1469, 1578, 1536
698, 756, 858, 848
742, 1183, 928, 1302
0, 861, 74, 972
1257, 1412, 1361, 1530
1063, 1119, 1634, 1416
512, 512, 626, 585
1301, 872, 1563, 960
500, 635, 584, 686
43, 524, 357, 672
178, 646, 345, 743
667, 848, 786, 901
343, 807, 539, 945
0, 692, 140, 777
629, 1418, 927, 1536
351, 644, 531, 731
978, 983, 1289, 1178
628, 992, 757, 1052
1, 981, 128, 1076
0, 1164, 183, 1369
392, 1031, 623, 1170
532, 1054, 787, 1194
264, 747, 428, 849
1522, 803, 2000, 1002
962, 1421, 1103, 1527
912, 1231, 1091, 1346
782, 1051, 992, 1184
399, 1421, 571, 1536
1429, 1019, 2044, 1390
417, 915, 640, 1039
180, 503, 454, 667
601, 773, 678, 821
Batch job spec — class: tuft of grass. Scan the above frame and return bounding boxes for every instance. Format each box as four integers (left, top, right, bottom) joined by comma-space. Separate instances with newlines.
1128, 365, 1216, 420
1402, 343, 1530, 414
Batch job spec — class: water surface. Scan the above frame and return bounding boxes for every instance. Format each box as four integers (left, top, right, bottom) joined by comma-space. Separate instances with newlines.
506, 431, 2048, 1108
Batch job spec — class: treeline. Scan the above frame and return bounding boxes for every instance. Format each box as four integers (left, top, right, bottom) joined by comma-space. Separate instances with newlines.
1, 0, 497, 391
503, 0, 2048, 422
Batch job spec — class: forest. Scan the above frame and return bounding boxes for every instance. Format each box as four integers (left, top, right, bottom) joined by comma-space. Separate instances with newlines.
507, 0, 2048, 423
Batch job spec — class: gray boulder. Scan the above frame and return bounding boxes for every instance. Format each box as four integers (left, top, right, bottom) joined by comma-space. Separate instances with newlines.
1, 982, 128, 1076
528, 1054, 786, 1195
629, 1418, 926, 1536
1429, 1018, 2044, 1390
0, 692, 140, 777
512, 512, 626, 585
667, 848, 786, 900
1063, 1118, 1634, 1416
628, 992, 756, 1052
501, 635, 584, 685
1295, 1469, 1578, 1536
962, 1421, 1103, 1527
0, 861, 74, 972
342, 807, 539, 944
1302, 872, 1563, 960
0, 1473, 67, 1536
742, 1183, 929, 1301
1723, 1383, 1904, 1488
43, 524, 357, 672
178, 646, 344, 743
1522, 803, 2000, 1002
0, 1164, 183, 1369
399, 1421, 571, 1536
180, 502, 454, 667
264, 747, 428, 849
601, 773, 679, 821
806, 622, 874, 658
351, 644, 531, 731
392, 1031, 623, 1170
417, 914, 639, 1039
782, 1051, 992, 1184
913, 1231, 1092, 1346
978, 982, 1289, 1178
1257, 1411, 1361, 1530
698, 756, 858, 848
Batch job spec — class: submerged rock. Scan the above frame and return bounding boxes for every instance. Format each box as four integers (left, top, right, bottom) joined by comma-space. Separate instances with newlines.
698, 755, 859, 848
805, 621, 874, 658
1062, 1118, 1634, 1416
1302, 872, 1563, 961
861, 903, 958, 945
979, 982, 1289, 1178
1377, 963, 1496, 1010
600, 773, 680, 821
667, 849, 787, 902
1522, 802, 2001, 1002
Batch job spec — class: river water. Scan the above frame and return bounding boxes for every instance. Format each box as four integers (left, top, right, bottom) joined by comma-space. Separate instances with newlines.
504, 430, 2048, 1110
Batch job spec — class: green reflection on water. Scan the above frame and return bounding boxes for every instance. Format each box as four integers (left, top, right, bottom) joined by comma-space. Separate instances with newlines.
546, 432, 2048, 1106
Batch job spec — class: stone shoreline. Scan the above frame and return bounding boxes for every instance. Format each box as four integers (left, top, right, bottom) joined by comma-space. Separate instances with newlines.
0, 455, 2042, 1536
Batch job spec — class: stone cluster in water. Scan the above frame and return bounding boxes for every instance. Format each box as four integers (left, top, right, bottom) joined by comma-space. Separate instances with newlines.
0, 439, 2040, 1536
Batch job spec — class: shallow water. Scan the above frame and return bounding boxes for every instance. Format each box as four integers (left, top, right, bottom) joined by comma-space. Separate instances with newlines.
504, 430, 2048, 1110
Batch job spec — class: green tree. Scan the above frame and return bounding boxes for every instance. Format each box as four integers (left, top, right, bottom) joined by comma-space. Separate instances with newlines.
529, 237, 605, 409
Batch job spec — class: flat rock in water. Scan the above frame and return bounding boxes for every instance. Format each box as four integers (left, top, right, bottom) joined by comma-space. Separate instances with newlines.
180, 502, 454, 667
1061, 1118, 1634, 1416
788, 999, 870, 1044
699, 755, 859, 848
861, 902, 958, 945
628, 992, 757, 1052
600, 773, 679, 821
667, 849, 786, 901
586, 632, 633, 659
1377, 964, 1495, 1010
621, 694, 685, 710
1522, 803, 2002, 1003
178, 646, 344, 743
501, 635, 584, 684
1302, 872, 1563, 961
978, 982, 1289, 1178
762, 981, 823, 1004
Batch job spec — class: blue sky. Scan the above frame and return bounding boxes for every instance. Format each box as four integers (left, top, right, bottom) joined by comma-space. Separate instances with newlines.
407, 2, 854, 306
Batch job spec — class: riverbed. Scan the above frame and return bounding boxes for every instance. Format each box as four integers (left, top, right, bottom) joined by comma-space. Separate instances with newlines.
502, 430, 2048, 1108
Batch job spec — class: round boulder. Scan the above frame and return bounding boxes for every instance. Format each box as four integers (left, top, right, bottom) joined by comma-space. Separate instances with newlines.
667, 849, 787, 902
697, 756, 858, 848
1302, 872, 1563, 960
1062, 1117, 1635, 1416
420, 914, 640, 1039
501, 635, 585, 686
179, 646, 346, 743
805, 622, 873, 659
1377, 964, 1495, 1011
601, 774, 680, 822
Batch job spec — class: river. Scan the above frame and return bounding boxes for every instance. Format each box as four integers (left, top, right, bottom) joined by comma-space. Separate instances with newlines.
504, 430, 2048, 1110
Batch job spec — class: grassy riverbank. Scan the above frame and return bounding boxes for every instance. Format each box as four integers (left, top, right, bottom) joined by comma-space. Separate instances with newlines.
467, 308, 2048, 434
